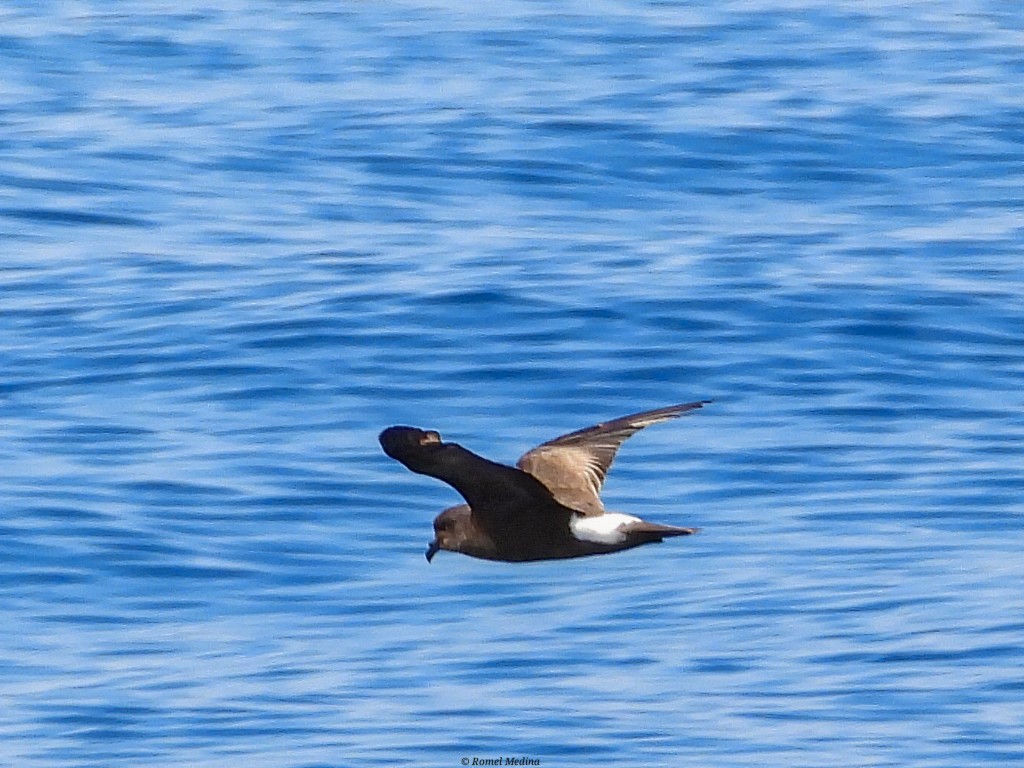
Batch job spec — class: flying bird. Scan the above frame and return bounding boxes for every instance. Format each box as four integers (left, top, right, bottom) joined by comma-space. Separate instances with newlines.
379, 401, 710, 563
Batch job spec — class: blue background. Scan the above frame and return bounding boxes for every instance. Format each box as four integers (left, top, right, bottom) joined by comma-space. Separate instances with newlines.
2, 2, 1023, 766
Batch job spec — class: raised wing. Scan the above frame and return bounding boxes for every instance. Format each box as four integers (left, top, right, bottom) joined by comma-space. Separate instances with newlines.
515, 400, 710, 516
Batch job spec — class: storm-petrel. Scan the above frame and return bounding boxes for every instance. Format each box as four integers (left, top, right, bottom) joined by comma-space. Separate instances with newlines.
379, 401, 709, 563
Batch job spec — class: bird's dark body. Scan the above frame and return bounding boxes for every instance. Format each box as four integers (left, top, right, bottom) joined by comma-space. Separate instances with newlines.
379, 401, 709, 563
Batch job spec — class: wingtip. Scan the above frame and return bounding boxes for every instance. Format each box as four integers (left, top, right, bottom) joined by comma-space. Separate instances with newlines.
656, 399, 712, 419
682, 399, 713, 415
668, 398, 712, 412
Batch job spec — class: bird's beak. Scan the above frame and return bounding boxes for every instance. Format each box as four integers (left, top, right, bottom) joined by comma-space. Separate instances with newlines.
425, 539, 440, 563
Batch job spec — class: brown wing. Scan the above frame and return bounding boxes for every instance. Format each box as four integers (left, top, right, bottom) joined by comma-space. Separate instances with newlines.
515, 400, 710, 516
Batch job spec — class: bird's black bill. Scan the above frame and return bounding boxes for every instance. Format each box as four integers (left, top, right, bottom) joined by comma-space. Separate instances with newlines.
425, 540, 440, 562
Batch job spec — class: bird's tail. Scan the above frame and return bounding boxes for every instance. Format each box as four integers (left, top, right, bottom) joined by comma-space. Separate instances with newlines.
623, 521, 699, 543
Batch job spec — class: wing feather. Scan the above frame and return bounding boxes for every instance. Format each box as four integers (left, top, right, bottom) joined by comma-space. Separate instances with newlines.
516, 400, 709, 516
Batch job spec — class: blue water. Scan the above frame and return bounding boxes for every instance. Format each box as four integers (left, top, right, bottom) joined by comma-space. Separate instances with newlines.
3, 3, 1023, 766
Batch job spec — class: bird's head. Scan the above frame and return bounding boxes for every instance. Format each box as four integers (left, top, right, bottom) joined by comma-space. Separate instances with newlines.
426, 504, 474, 562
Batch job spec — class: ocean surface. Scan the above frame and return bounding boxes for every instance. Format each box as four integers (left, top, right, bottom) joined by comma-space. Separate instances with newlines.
2, 3, 1023, 767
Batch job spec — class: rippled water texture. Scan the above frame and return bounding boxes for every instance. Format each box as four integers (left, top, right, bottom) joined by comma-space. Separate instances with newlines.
2, 3, 1023, 767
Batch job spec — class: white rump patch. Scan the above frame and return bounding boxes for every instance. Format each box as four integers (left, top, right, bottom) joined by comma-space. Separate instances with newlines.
570, 512, 642, 545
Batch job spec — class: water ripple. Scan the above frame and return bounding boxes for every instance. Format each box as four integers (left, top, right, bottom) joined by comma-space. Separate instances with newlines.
2, 3, 1023, 768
